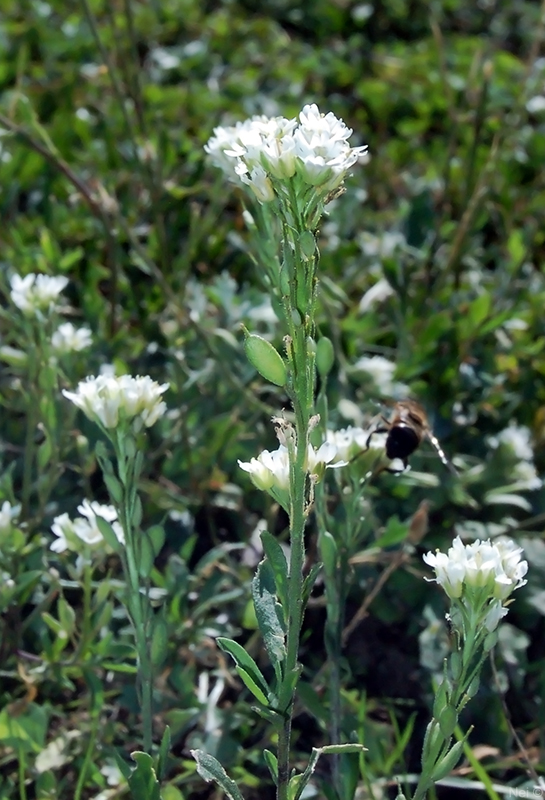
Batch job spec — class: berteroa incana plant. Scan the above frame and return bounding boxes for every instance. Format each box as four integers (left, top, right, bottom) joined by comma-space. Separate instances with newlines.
191, 103, 531, 800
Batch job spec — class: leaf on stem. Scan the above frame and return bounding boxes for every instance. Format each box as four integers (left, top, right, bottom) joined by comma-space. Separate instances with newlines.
95, 515, 123, 554
127, 751, 161, 800
191, 749, 245, 800
216, 637, 270, 705
252, 558, 286, 680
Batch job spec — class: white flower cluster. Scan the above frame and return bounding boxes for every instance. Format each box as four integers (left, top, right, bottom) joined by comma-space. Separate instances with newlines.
488, 423, 542, 490
52, 322, 92, 354
325, 426, 373, 463
424, 536, 528, 631
205, 103, 368, 204
10, 274, 68, 316
238, 441, 343, 491
63, 374, 169, 431
51, 500, 124, 557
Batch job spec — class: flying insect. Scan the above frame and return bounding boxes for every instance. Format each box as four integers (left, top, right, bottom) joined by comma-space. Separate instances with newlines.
366, 400, 458, 476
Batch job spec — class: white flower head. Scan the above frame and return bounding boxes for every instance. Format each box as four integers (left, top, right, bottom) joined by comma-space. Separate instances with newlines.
52, 322, 92, 354
352, 355, 404, 397
10, 273, 68, 316
238, 445, 291, 491
488, 422, 534, 461
423, 535, 528, 631
51, 500, 124, 556
238, 440, 345, 493
204, 103, 368, 205
63, 374, 169, 431
325, 426, 370, 463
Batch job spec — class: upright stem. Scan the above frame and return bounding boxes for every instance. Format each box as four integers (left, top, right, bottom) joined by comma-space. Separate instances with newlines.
276, 221, 317, 797
116, 445, 154, 754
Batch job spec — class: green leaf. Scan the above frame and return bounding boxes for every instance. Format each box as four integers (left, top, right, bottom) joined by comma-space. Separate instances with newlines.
235, 666, 269, 705
252, 559, 286, 680
301, 563, 322, 609
103, 472, 123, 505
147, 524, 166, 557
373, 516, 409, 549
217, 637, 270, 699
263, 749, 278, 785
128, 751, 161, 800
95, 515, 123, 553
260, 531, 289, 611
156, 725, 171, 780
191, 750, 245, 800
138, 534, 155, 578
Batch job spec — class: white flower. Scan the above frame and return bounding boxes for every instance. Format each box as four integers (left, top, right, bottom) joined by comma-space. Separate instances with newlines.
358, 278, 394, 313
325, 426, 370, 463
352, 355, 405, 396
489, 423, 534, 461
423, 535, 528, 623
238, 445, 291, 491
238, 440, 345, 491
512, 461, 542, 490
63, 374, 169, 431
10, 273, 68, 316
0, 501, 19, 535
204, 104, 367, 204
51, 500, 124, 554
51, 322, 92, 354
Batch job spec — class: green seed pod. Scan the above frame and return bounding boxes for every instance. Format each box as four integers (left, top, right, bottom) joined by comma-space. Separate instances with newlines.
432, 679, 449, 719
438, 703, 458, 740
299, 230, 316, 260
450, 651, 462, 680
244, 333, 287, 387
429, 739, 465, 783
150, 616, 169, 667
467, 674, 480, 698
318, 530, 338, 577
316, 337, 334, 378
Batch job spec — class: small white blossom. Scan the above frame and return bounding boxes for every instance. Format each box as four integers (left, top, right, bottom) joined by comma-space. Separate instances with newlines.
51, 322, 92, 354
489, 423, 534, 461
238, 441, 345, 491
325, 426, 370, 463
51, 500, 125, 554
10, 273, 68, 316
205, 103, 367, 204
238, 445, 291, 491
352, 355, 408, 397
423, 536, 528, 630
0, 501, 19, 535
358, 278, 394, 313
63, 374, 169, 431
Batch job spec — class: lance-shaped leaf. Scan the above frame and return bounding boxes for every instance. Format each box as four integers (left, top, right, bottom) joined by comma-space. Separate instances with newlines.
216, 637, 270, 705
252, 558, 286, 682
191, 750, 245, 800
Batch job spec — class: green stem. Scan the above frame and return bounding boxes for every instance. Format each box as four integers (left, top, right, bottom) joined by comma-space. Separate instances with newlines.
276, 233, 317, 799
115, 442, 154, 754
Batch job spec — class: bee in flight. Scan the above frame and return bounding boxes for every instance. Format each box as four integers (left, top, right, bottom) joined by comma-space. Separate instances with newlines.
366, 400, 458, 476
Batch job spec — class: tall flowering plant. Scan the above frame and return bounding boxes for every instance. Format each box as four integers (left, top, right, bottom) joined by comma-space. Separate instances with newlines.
63, 374, 169, 756
402, 536, 529, 800
192, 105, 369, 800
1, 272, 92, 522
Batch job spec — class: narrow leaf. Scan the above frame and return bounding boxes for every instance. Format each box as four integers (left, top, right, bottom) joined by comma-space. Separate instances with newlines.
260, 531, 289, 610
191, 749, 245, 800
252, 559, 286, 678
216, 637, 269, 699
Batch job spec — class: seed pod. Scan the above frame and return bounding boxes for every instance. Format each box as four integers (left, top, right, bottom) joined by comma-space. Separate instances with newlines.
316, 337, 334, 378
244, 333, 287, 387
